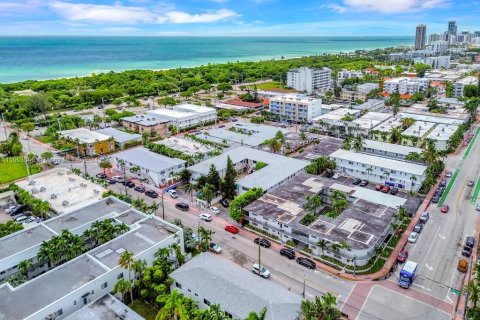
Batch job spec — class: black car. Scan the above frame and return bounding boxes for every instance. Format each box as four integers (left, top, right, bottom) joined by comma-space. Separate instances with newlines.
219, 198, 229, 208
122, 181, 135, 188
95, 173, 107, 179
325, 170, 334, 178
390, 187, 399, 195
359, 180, 369, 187
439, 179, 447, 187
9, 205, 26, 216
145, 190, 159, 198
431, 196, 440, 203
462, 245, 473, 257
175, 202, 189, 211
134, 186, 145, 193
107, 178, 116, 184
296, 257, 316, 269
413, 223, 423, 233
254, 238, 271, 248
352, 178, 362, 185
280, 248, 296, 259
466, 236, 475, 249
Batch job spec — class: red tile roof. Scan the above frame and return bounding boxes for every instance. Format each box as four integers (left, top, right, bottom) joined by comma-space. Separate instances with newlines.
222, 98, 266, 108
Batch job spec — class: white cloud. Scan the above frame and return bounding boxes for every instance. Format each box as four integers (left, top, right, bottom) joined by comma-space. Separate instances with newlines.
49, 1, 237, 24
331, 0, 450, 14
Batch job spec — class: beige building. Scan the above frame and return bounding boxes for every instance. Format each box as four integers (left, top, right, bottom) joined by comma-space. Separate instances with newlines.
121, 115, 170, 136
340, 89, 368, 102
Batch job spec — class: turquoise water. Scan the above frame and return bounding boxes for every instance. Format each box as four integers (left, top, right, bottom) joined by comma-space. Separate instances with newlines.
0, 36, 413, 83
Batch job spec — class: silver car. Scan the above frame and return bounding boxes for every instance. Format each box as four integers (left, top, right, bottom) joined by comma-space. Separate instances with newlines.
408, 232, 419, 243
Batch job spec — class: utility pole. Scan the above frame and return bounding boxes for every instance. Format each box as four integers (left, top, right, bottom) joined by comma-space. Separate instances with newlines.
302, 276, 306, 298
161, 190, 165, 220
258, 240, 261, 269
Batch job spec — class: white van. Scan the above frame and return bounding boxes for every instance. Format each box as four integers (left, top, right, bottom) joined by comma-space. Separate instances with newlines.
168, 189, 178, 198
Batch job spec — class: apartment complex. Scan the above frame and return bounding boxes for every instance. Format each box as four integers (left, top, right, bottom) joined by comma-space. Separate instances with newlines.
58, 128, 115, 156
121, 115, 170, 136
287, 67, 332, 94
146, 104, 217, 130
269, 94, 322, 123
454, 76, 478, 97
330, 149, 427, 191
0, 197, 183, 320
383, 77, 430, 95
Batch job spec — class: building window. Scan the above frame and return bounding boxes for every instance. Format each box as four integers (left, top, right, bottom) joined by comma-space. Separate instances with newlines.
101, 282, 108, 290
188, 289, 191, 293
204, 299, 210, 306
176, 282, 182, 289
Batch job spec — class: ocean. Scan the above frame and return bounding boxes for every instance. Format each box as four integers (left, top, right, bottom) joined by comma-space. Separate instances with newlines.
0, 36, 413, 83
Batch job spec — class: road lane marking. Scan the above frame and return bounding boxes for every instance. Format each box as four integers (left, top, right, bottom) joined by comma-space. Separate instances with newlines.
412, 283, 432, 291
438, 168, 460, 207
418, 225, 441, 272
446, 295, 454, 303
439, 234, 446, 239
463, 126, 480, 160
425, 263, 434, 271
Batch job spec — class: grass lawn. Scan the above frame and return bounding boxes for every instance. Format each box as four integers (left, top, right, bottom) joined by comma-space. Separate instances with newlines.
36, 135, 55, 144
248, 81, 288, 91
0, 157, 40, 184
129, 299, 159, 320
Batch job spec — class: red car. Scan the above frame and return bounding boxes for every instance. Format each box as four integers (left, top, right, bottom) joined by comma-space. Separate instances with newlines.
441, 204, 449, 213
375, 184, 384, 191
225, 225, 239, 234
381, 186, 391, 193
397, 249, 408, 263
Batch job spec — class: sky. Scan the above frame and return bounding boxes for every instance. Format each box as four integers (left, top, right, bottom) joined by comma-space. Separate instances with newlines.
0, 0, 479, 36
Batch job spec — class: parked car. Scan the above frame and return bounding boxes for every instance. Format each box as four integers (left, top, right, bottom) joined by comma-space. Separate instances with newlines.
134, 186, 145, 193
413, 223, 423, 233
359, 180, 369, 187
6, 204, 22, 214
468, 180, 475, 187
441, 204, 449, 213
252, 264, 270, 278
218, 125, 225, 128
296, 257, 316, 269
199, 213, 212, 222
209, 243, 222, 254
280, 248, 296, 259
439, 179, 447, 187
419, 211, 429, 223
325, 170, 334, 178
231, 118, 238, 122
381, 186, 391, 193
225, 225, 239, 234
462, 245, 473, 257
168, 189, 178, 198
112, 175, 124, 183
219, 198, 229, 208
408, 232, 419, 243
390, 187, 399, 195
107, 178, 116, 184
95, 173, 107, 179
458, 259, 468, 273
375, 184, 384, 191
122, 181, 135, 188
466, 236, 475, 249
14, 214, 28, 222
397, 249, 409, 263
446, 171, 453, 178
477, 203, 480, 211
145, 190, 159, 198
352, 178, 362, 185
210, 206, 220, 215
432, 196, 440, 203
332, 172, 341, 180
175, 202, 189, 211
9, 205, 26, 216
254, 238, 271, 248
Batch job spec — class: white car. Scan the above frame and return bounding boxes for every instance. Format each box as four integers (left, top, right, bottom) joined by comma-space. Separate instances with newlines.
168, 189, 178, 198
199, 213, 212, 221
209, 243, 222, 254
210, 206, 220, 215
252, 264, 270, 278
477, 203, 480, 211
111, 175, 124, 183
408, 232, 419, 243
332, 172, 341, 180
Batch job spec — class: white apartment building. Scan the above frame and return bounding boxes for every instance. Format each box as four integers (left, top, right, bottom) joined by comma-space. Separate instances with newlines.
454, 76, 478, 97
313, 108, 361, 134
146, 104, 217, 129
0, 197, 184, 320
287, 66, 332, 94
424, 56, 451, 69
426, 123, 459, 151
429, 41, 449, 54
330, 149, 427, 191
357, 83, 379, 94
383, 77, 430, 95
362, 139, 423, 161
113, 147, 186, 187
269, 94, 322, 123
337, 70, 363, 82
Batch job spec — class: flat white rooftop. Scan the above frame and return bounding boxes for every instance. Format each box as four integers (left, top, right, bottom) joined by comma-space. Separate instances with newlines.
270, 94, 321, 104
330, 149, 427, 175
204, 123, 289, 147
157, 137, 215, 156
402, 121, 436, 138
114, 147, 186, 173
148, 108, 197, 119
427, 123, 458, 141
16, 168, 106, 214
59, 128, 110, 143
352, 112, 391, 129
173, 103, 216, 114
313, 108, 361, 122
373, 117, 403, 132
363, 139, 423, 156
352, 187, 406, 208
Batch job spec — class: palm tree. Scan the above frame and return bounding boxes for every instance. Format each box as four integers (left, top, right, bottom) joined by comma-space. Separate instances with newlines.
201, 183, 215, 207
182, 183, 196, 201
468, 281, 480, 308
18, 259, 32, 277
132, 259, 147, 280
305, 194, 322, 215
328, 242, 341, 255
409, 176, 417, 193
118, 250, 135, 303
156, 291, 189, 320
265, 138, 282, 154
207, 304, 229, 320
113, 278, 131, 303
99, 160, 112, 174
198, 226, 214, 252
245, 307, 267, 320
301, 292, 341, 320
339, 240, 351, 251
317, 239, 329, 256
148, 201, 160, 215
352, 135, 364, 153
366, 167, 373, 182
421, 140, 439, 165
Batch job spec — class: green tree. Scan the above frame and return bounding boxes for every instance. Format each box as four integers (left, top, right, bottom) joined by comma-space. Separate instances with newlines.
29, 93, 50, 118
156, 291, 191, 320
245, 307, 267, 320
305, 194, 322, 215
301, 293, 341, 320
305, 157, 336, 175
221, 156, 237, 200
414, 63, 430, 78
229, 187, 264, 222
18, 259, 32, 277
464, 85, 479, 98
206, 164, 221, 191
352, 135, 364, 152
201, 183, 215, 207
41, 151, 53, 163
99, 160, 112, 174
317, 239, 329, 255
113, 278, 131, 303
198, 226, 214, 253
158, 96, 178, 108
0, 220, 24, 238
21, 122, 35, 136
469, 281, 480, 308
